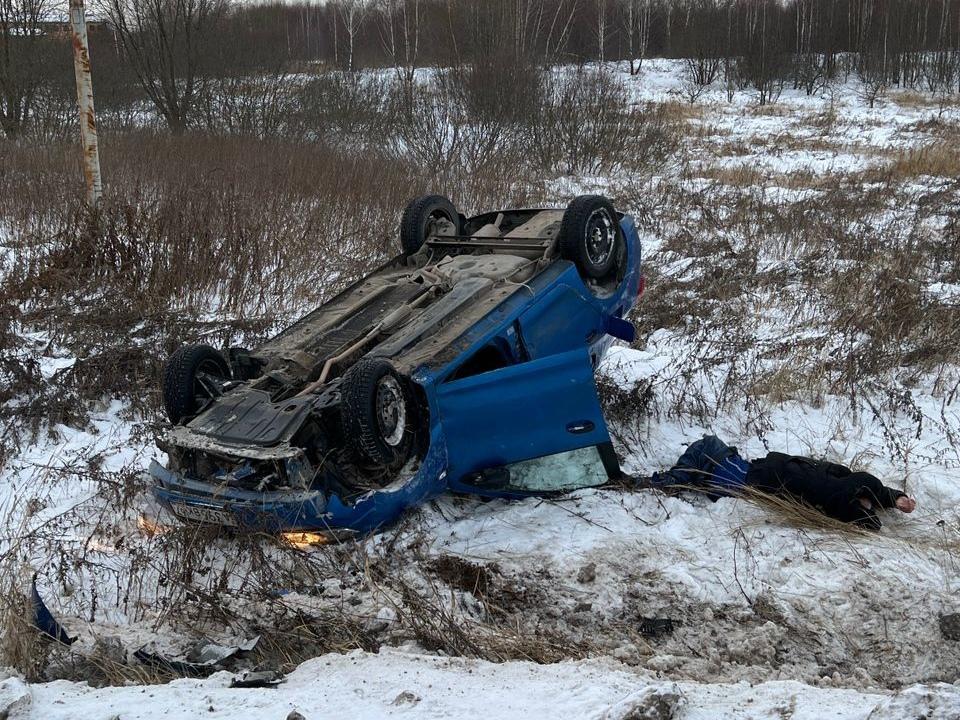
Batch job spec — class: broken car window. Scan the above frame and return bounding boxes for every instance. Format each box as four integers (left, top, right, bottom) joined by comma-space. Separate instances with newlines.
504, 446, 608, 493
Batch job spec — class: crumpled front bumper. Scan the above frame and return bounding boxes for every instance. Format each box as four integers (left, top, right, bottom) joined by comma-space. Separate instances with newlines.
148, 424, 450, 535
150, 460, 331, 532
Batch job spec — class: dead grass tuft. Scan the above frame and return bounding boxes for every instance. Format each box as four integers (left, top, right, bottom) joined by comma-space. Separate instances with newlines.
888, 90, 943, 109
659, 99, 707, 122
0, 580, 49, 682
696, 163, 767, 187
873, 143, 960, 180
746, 103, 792, 117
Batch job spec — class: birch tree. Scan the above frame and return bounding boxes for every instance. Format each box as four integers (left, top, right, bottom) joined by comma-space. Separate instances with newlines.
622, 0, 651, 75
378, 0, 420, 109
338, 0, 371, 71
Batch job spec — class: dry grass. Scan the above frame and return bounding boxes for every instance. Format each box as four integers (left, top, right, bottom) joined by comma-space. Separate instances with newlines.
608, 162, 960, 465
766, 133, 839, 154
709, 138, 754, 156
0, 582, 49, 682
888, 89, 945, 109
659, 99, 708, 122
695, 163, 767, 187
872, 142, 960, 180
746, 102, 793, 117
694, 163, 823, 191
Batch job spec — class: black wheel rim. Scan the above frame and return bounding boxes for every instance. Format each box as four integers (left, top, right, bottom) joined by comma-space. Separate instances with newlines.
584, 209, 615, 268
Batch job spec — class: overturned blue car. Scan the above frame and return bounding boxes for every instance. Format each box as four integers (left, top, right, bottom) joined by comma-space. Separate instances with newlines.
150, 194, 644, 536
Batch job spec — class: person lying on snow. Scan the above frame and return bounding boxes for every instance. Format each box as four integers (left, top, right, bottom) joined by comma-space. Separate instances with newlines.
647, 435, 916, 529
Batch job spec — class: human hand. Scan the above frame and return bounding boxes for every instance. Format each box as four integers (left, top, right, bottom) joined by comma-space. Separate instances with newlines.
895, 495, 916, 513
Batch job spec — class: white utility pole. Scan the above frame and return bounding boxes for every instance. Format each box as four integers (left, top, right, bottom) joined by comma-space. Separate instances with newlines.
69, 0, 103, 207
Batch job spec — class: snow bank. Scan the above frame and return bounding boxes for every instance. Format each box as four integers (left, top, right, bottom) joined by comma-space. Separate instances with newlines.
11, 648, 960, 720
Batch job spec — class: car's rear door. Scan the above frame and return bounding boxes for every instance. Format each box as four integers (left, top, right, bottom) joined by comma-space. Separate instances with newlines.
436, 346, 611, 495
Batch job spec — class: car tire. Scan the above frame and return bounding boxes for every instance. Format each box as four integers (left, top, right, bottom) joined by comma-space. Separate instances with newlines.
399, 195, 460, 256
162, 345, 230, 424
340, 357, 415, 468
558, 195, 623, 280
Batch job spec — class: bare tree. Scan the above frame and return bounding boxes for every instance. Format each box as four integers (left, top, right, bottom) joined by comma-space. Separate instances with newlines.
0, 0, 51, 138
622, 0, 651, 75
793, 0, 827, 95
596, 0, 607, 63
542, 0, 577, 61
377, 0, 419, 110
337, 0, 371, 71
855, 0, 889, 109
103, 0, 227, 134
674, 0, 724, 97
739, 0, 787, 106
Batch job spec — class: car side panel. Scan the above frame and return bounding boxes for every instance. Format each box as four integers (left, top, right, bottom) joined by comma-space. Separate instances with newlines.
517, 283, 606, 361
436, 347, 610, 486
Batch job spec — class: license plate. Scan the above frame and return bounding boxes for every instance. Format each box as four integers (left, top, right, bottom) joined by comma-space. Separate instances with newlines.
170, 502, 238, 527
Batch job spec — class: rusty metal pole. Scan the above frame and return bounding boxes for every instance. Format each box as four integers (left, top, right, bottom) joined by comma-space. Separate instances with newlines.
69, 0, 103, 207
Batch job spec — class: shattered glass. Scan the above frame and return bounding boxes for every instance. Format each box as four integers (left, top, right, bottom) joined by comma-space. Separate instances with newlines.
504, 446, 608, 493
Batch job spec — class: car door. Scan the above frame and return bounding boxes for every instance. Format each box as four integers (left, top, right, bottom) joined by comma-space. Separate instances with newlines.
437, 345, 611, 495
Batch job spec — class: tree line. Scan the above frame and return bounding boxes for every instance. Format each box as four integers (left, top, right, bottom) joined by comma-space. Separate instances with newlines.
2, 0, 959, 138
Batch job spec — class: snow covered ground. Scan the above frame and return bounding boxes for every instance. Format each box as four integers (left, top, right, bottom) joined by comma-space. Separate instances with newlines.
1, 59, 959, 718
6, 647, 960, 720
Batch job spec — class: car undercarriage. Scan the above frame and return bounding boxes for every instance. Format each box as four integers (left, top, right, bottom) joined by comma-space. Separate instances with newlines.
151, 194, 643, 533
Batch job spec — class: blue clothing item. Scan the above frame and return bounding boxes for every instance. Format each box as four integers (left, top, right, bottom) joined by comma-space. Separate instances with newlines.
31, 577, 74, 645
652, 435, 751, 498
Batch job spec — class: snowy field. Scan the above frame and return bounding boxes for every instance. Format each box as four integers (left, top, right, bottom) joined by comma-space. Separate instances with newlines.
1, 59, 959, 718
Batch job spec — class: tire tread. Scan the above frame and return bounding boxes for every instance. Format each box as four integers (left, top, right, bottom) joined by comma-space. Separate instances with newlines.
340, 357, 414, 467
399, 195, 459, 256
161, 344, 228, 424
558, 194, 621, 280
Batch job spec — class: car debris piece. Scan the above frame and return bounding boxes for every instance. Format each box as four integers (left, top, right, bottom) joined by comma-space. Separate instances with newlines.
30, 578, 75, 645
134, 643, 215, 677
230, 670, 284, 688
134, 636, 260, 677
185, 635, 260, 665
150, 194, 645, 534
638, 617, 677, 638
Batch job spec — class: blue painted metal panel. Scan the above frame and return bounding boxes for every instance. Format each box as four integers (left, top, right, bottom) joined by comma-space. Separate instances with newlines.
517, 283, 605, 360
152, 420, 450, 535
437, 347, 610, 488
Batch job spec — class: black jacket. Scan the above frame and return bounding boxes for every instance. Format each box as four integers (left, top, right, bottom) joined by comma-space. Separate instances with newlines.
745, 452, 906, 528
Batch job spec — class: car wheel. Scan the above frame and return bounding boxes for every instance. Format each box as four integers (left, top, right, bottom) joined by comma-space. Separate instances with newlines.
340, 357, 416, 468
558, 195, 623, 280
399, 195, 460, 256
162, 345, 230, 424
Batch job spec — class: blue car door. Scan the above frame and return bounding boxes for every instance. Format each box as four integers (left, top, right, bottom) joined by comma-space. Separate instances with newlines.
437, 346, 611, 494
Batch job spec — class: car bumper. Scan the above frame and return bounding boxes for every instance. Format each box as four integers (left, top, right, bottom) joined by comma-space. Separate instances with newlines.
148, 425, 450, 535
